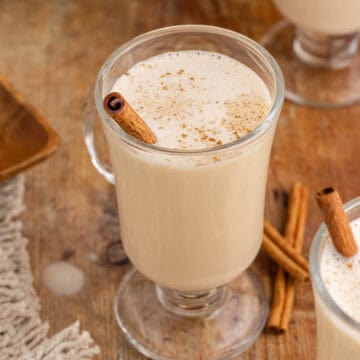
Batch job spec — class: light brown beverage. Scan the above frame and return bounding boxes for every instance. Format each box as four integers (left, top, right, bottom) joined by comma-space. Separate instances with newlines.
103, 50, 274, 291
274, 0, 360, 35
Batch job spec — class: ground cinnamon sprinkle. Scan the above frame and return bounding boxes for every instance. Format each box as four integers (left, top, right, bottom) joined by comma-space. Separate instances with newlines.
160, 72, 171, 78
117, 56, 270, 151
222, 94, 268, 139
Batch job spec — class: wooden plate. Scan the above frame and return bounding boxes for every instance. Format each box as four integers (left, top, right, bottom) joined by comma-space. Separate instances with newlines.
0, 76, 60, 181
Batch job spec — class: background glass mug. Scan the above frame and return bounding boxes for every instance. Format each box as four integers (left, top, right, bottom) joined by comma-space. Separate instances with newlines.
310, 197, 360, 360
261, 0, 360, 108
83, 25, 284, 359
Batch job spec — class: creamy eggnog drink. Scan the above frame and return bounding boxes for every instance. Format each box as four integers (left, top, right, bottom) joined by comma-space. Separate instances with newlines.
102, 51, 272, 291
84, 26, 284, 359
274, 0, 360, 35
311, 206, 360, 360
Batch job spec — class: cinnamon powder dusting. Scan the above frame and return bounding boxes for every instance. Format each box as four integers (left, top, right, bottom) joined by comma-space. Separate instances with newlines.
112, 51, 271, 152
222, 94, 269, 139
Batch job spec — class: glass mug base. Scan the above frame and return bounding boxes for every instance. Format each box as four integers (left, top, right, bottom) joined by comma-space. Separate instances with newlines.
114, 268, 268, 360
261, 21, 360, 108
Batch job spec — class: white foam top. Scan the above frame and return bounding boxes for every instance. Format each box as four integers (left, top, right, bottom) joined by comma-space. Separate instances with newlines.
112, 51, 271, 150
321, 218, 360, 322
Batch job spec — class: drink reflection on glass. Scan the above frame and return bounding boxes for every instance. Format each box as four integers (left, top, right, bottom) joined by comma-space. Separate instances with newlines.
310, 197, 360, 360
261, 0, 360, 108
83, 25, 284, 359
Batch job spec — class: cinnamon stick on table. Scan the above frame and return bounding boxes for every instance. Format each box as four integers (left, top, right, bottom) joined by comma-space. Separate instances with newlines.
103, 92, 157, 144
263, 221, 309, 279
266, 182, 309, 333
262, 230, 309, 282
316, 187, 357, 257
279, 183, 309, 331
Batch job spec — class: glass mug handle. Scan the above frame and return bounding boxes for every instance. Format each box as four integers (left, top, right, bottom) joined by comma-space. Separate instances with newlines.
83, 89, 129, 266
82, 88, 115, 185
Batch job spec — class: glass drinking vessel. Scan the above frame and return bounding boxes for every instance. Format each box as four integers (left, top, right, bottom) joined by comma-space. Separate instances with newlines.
310, 197, 360, 360
83, 25, 284, 359
261, 0, 360, 107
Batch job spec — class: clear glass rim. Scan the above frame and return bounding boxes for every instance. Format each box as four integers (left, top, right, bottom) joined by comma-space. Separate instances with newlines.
310, 196, 360, 332
94, 24, 284, 155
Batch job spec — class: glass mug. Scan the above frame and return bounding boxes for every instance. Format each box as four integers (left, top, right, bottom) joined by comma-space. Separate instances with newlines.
83, 25, 284, 359
261, 0, 360, 108
310, 197, 360, 360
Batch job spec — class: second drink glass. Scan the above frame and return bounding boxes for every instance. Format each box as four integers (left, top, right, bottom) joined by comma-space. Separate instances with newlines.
262, 0, 360, 107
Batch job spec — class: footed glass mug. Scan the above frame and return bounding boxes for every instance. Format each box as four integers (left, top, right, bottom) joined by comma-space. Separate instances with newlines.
83, 25, 284, 360
262, 0, 360, 107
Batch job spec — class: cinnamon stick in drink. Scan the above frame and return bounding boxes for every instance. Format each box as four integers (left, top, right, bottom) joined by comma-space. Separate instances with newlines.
103, 92, 157, 144
316, 187, 357, 257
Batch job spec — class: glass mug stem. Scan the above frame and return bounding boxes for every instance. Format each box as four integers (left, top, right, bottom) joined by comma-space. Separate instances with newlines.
293, 27, 359, 69
156, 284, 228, 318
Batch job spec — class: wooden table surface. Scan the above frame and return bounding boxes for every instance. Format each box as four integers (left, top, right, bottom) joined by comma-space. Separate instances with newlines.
1, 0, 359, 359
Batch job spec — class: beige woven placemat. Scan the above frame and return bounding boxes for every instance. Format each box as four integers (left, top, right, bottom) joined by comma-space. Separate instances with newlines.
0, 176, 100, 359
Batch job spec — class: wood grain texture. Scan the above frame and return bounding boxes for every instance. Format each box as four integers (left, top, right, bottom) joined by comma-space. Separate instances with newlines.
0, 0, 359, 359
